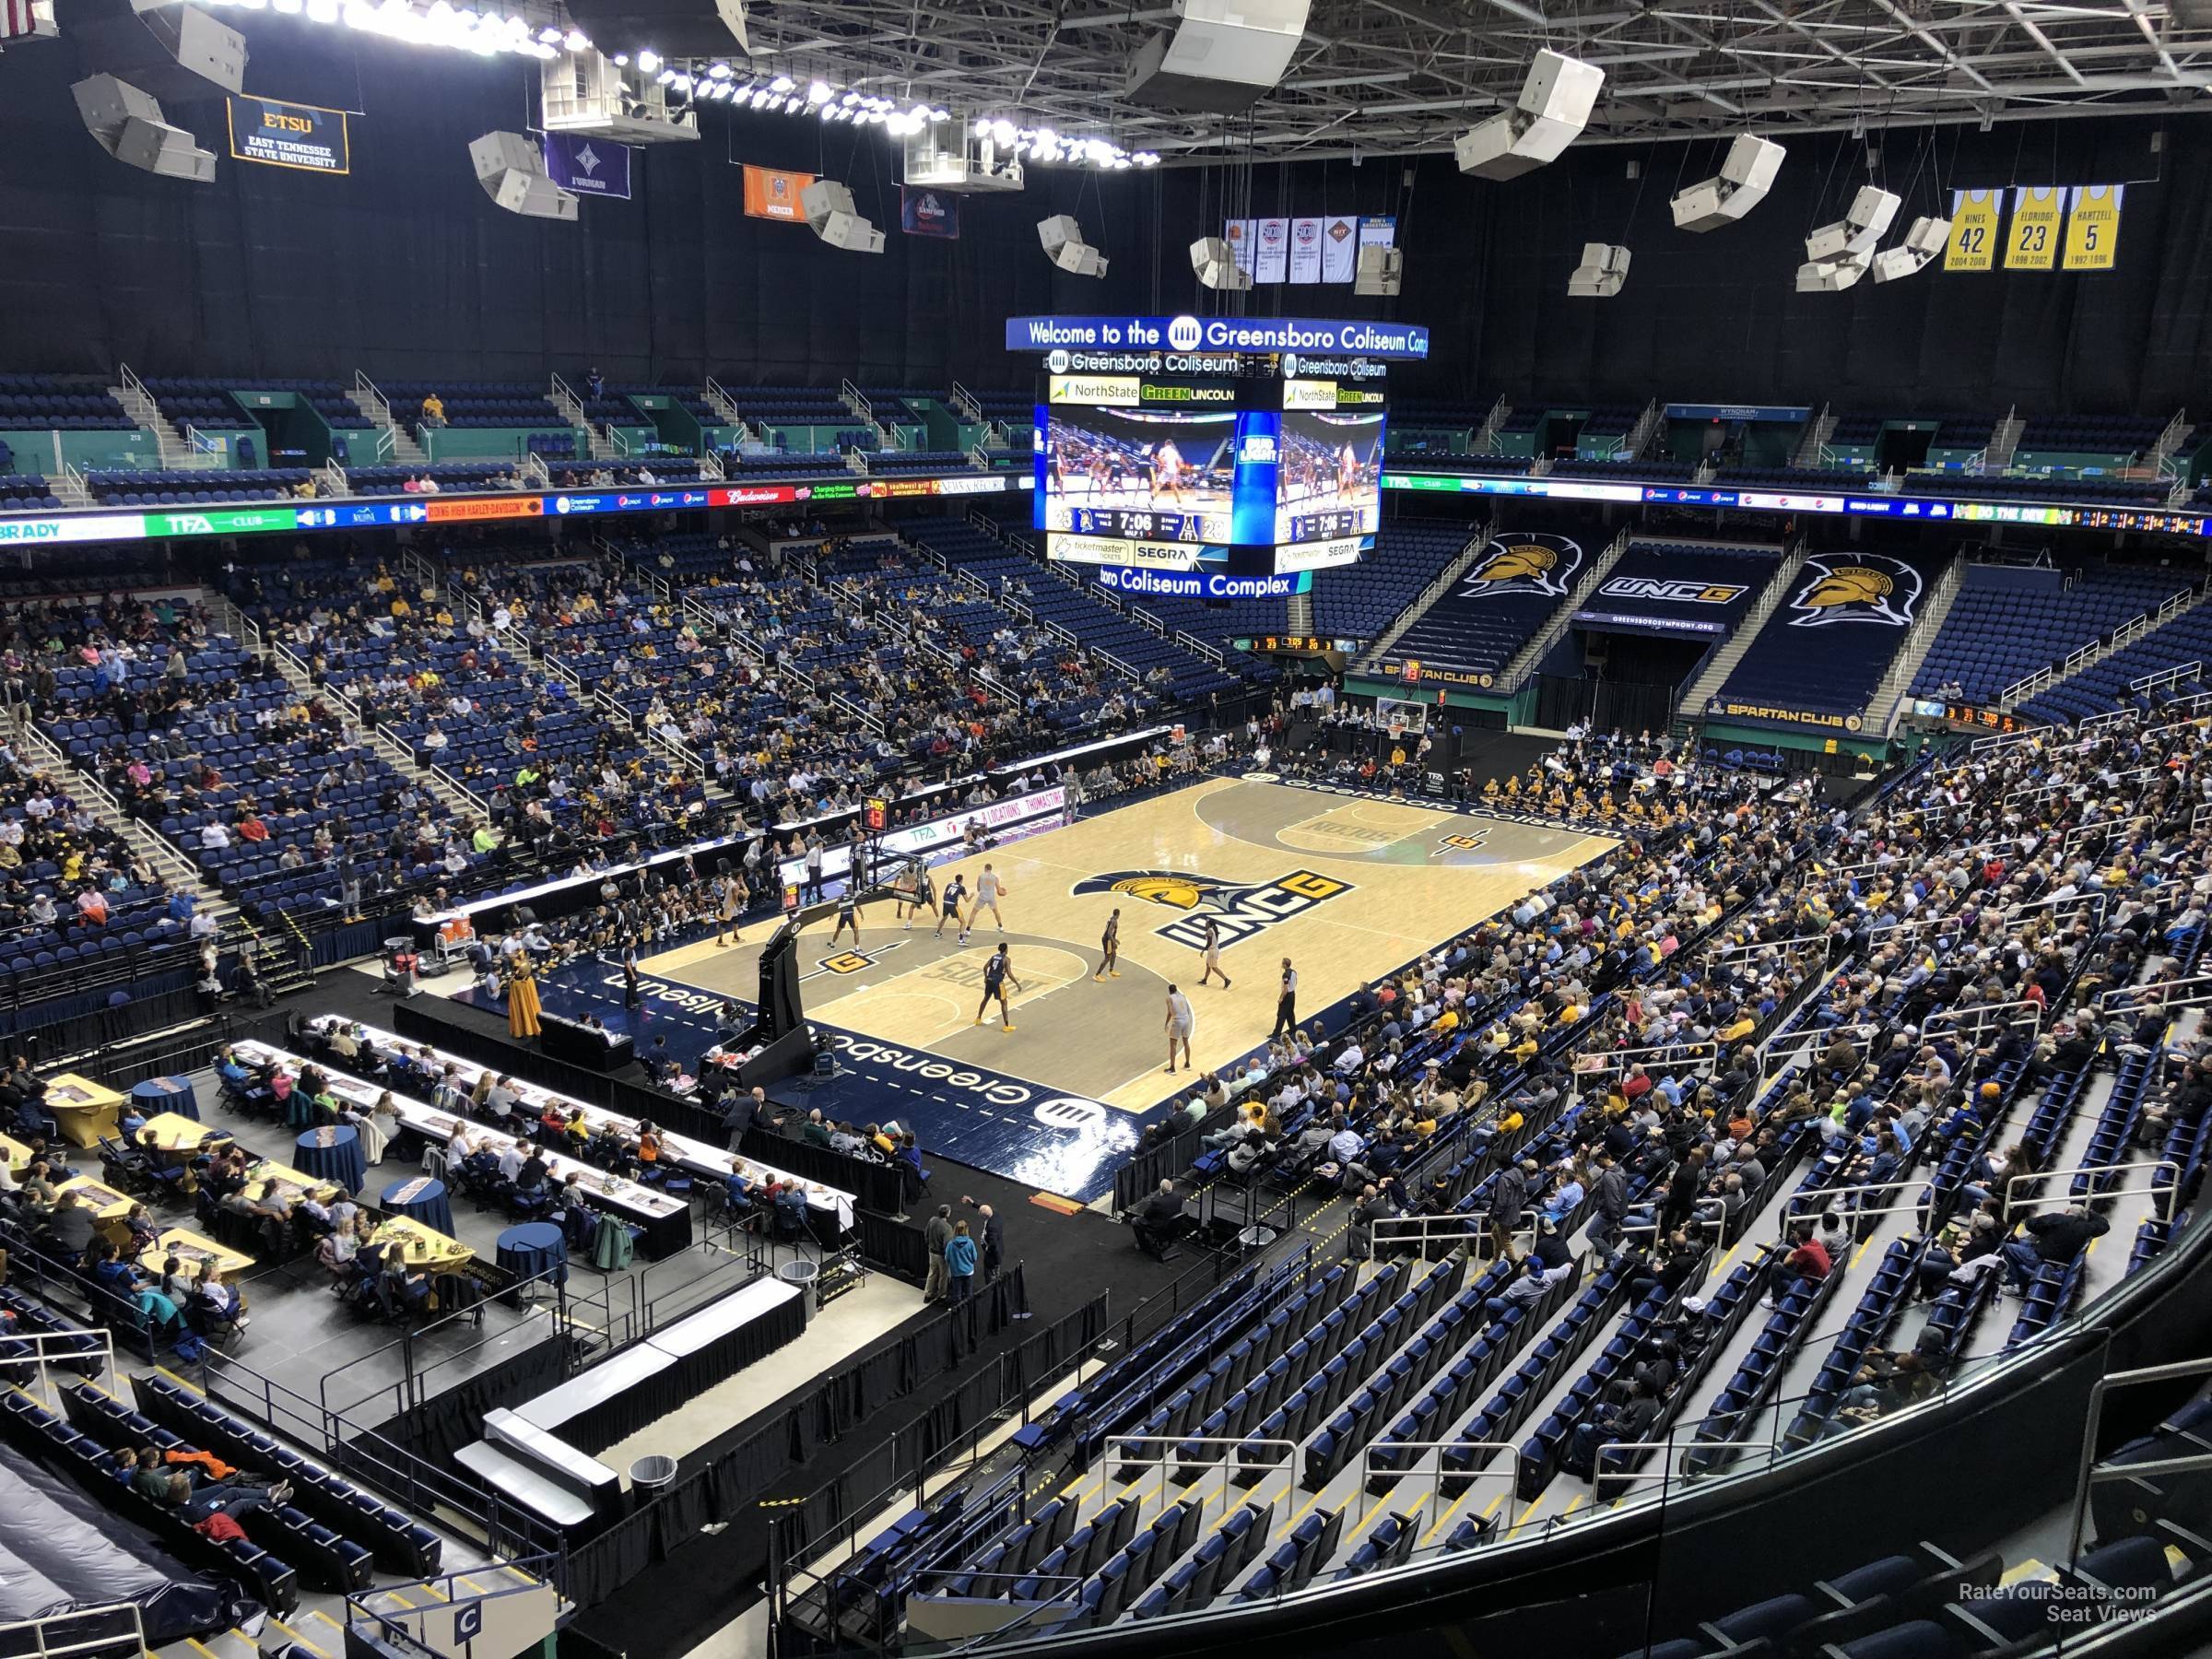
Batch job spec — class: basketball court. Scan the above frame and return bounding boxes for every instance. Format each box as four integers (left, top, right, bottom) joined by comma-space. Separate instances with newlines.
628, 777, 1613, 1188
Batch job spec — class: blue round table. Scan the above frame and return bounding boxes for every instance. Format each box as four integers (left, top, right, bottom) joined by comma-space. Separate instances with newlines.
294, 1124, 365, 1194
495, 1221, 568, 1305
129, 1076, 199, 1122
380, 1175, 454, 1236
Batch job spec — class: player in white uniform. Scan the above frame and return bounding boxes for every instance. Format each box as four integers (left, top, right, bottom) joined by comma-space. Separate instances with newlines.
1197, 916, 1230, 989
1164, 983, 1194, 1074
959, 862, 1006, 945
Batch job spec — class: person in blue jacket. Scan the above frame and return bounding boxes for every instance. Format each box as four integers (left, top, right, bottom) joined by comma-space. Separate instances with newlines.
944, 1219, 980, 1304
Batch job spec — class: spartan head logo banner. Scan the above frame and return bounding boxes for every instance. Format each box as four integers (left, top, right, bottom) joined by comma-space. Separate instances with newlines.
1457, 534, 1584, 601
1786, 553, 1923, 629
1072, 868, 1352, 949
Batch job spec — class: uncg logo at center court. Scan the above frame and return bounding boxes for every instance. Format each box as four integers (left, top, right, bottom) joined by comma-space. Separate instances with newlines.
1071, 868, 1353, 950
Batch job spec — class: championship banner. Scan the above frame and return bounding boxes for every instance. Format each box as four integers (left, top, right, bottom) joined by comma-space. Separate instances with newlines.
2063, 184, 2122, 270
1254, 218, 1290, 284
2005, 186, 2062, 269
1358, 216, 1397, 259
1944, 189, 1999, 271
900, 185, 959, 239
1225, 218, 1257, 277
1288, 218, 1324, 284
1321, 215, 1359, 283
541, 133, 629, 199
226, 94, 349, 174
742, 164, 815, 221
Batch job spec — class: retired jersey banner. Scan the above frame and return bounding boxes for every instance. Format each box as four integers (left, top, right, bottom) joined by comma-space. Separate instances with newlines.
2063, 184, 2122, 270
742, 164, 814, 221
2005, 186, 2062, 269
900, 185, 959, 239
542, 133, 629, 198
1945, 189, 2000, 271
226, 94, 349, 174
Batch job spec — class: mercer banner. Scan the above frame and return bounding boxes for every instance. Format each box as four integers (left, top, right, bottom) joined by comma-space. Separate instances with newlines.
743, 164, 815, 221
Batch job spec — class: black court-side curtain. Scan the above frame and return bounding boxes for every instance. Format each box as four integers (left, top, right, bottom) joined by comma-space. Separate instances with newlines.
384, 1335, 571, 1465
857, 1210, 929, 1280
567, 1508, 655, 1607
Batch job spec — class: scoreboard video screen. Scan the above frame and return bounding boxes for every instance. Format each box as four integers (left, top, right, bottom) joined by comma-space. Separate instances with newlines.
1035, 371, 1384, 576
1277, 407, 1384, 546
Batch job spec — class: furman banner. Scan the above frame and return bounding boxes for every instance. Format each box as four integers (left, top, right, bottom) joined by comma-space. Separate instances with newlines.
742, 164, 815, 221
226, 94, 349, 174
541, 133, 630, 198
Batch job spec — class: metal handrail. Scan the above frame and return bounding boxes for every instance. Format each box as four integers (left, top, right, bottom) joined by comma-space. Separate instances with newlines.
2067, 1353, 2212, 1563
2004, 1158, 2181, 1220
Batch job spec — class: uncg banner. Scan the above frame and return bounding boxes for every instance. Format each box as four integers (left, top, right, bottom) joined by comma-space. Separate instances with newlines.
542, 133, 631, 199
900, 185, 959, 239
226, 94, 349, 174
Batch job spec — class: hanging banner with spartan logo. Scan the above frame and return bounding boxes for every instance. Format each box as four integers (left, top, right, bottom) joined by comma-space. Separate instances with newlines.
2062, 184, 2122, 270
2005, 186, 2063, 269
1373, 533, 1583, 688
1945, 188, 2000, 271
1783, 553, 1924, 629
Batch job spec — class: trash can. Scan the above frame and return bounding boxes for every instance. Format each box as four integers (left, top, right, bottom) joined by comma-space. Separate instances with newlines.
630, 1454, 678, 1494
1236, 1225, 1277, 1255
779, 1258, 819, 1324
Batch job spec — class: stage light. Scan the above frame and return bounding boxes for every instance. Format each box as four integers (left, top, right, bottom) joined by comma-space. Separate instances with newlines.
535, 24, 559, 43
806, 79, 830, 102
1455, 49, 1604, 180
709, 61, 734, 77
1567, 241, 1630, 297
654, 67, 674, 84
670, 73, 690, 92
307, 0, 338, 18
636, 48, 657, 72
564, 28, 590, 51
768, 74, 794, 92
991, 118, 1015, 144
1191, 234, 1252, 289
803, 177, 885, 252
1670, 133, 1784, 232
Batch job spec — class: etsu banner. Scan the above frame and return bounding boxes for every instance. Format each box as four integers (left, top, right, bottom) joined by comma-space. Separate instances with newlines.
542, 133, 630, 199
900, 185, 959, 239
226, 94, 349, 174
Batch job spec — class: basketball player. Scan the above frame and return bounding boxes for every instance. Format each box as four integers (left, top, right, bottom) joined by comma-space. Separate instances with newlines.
1153, 436, 1186, 505
1095, 907, 1122, 981
959, 862, 1006, 945
1164, 982, 1194, 1074
1197, 916, 1231, 989
1272, 957, 1299, 1041
974, 943, 1021, 1031
829, 882, 862, 948
934, 872, 967, 939
714, 872, 743, 948
889, 856, 921, 929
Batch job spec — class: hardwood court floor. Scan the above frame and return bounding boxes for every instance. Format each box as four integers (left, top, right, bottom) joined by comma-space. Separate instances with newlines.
645, 778, 1615, 1114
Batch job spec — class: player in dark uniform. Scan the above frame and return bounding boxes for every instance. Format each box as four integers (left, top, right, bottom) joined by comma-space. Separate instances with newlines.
974, 943, 1022, 1031
934, 873, 968, 939
1094, 906, 1122, 981
830, 882, 862, 948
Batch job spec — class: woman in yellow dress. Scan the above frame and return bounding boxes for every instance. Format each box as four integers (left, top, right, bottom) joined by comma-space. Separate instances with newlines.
504, 947, 543, 1040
